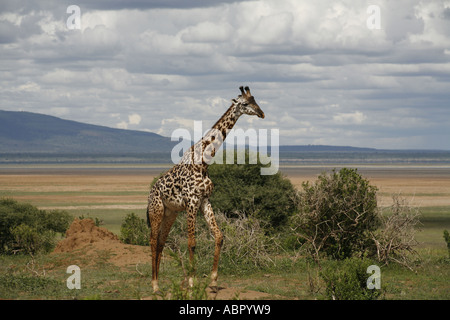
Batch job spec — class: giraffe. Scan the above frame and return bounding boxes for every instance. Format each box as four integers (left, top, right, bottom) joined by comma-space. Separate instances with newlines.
147, 86, 265, 293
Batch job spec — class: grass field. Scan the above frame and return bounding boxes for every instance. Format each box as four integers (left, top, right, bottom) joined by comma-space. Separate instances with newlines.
0, 164, 449, 300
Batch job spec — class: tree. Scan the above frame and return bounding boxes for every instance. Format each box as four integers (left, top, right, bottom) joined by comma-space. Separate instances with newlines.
208, 153, 298, 231
0, 198, 72, 254
290, 168, 379, 260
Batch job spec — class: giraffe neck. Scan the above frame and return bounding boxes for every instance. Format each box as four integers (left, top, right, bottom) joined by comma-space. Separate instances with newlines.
183, 103, 240, 168
211, 103, 240, 141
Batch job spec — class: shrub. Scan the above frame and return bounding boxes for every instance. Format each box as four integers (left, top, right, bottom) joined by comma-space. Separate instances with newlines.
320, 257, 382, 300
215, 212, 277, 272
120, 213, 149, 246
443, 230, 450, 258
369, 195, 421, 269
165, 211, 277, 276
208, 153, 298, 230
290, 168, 379, 260
10, 224, 56, 255
0, 198, 72, 254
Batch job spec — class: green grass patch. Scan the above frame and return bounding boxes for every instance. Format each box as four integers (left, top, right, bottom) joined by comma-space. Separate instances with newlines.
416, 206, 450, 248
1, 204, 449, 300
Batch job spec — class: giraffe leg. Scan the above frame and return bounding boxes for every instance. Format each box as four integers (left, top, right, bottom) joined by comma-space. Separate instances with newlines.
186, 199, 201, 287
156, 207, 178, 279
201, 199, 223, 291
147, 190, 164, 293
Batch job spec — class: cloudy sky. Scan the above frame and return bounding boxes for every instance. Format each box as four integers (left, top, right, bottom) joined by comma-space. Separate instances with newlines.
1, 0, 450, 149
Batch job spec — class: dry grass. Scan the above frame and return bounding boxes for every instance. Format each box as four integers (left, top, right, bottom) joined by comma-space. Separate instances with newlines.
2, 166, 450, 210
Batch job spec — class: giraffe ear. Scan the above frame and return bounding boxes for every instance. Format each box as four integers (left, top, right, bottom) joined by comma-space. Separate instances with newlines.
231, 99, 238, 103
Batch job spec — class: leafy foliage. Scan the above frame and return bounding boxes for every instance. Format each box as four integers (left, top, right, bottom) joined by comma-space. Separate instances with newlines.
320, 257, 382, 300
120, 213, 149, 246
0, 198, 72, 254
10, 224, 56, 255
290, 168, 379, 260
443, 230, 450, 258
208, 156, 298, 230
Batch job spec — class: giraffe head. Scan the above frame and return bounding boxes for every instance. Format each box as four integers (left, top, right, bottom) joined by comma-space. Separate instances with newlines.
232, 86, 265, 119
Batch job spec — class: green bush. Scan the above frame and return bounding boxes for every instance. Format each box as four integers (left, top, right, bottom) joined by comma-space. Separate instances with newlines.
290, 168, 379, 260
120, 213, 149, 246
320, 258, 382, 300
208, 153, 298, 230
0, 198, 72, 254
10, 224, 56, 255
444, 230, 450, 258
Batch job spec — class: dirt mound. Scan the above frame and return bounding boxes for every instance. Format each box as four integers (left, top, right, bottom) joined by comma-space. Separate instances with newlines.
54, 218, 119, 253
52, 218, 151, 269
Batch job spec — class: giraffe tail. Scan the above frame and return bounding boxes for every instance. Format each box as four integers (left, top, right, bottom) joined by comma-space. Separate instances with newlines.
146, 189, 153, 228
146, 204, 151, 228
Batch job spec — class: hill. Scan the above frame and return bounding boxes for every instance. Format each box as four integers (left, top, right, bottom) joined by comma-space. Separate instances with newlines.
2, 110, 449, 165
279, 145, 376, 152
0, 110, 176, 155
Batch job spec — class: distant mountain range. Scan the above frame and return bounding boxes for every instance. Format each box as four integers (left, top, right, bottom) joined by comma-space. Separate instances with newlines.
0, 110, 375, 155
1, 110, 449, 165
0, 110, 176, 154
279, 145, 376, 152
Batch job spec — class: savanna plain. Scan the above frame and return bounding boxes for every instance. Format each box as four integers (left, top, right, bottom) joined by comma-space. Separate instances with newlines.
0, 164, 449, 300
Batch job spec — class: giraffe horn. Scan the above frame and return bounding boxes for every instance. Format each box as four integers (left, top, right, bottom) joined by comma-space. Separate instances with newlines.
245, 86, 251, 96
239, 86, 245, 95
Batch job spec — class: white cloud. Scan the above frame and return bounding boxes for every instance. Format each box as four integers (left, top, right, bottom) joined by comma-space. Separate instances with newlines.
1, 0, 450, 150
248, 12, 294, 45
409, 1, 450, 47
116, 113, 142, 129
128, 113, 141, 125
157, 117, 197, 136
181, 21, 233, 43
116, 121, 128, 129
333, 112, 367, 124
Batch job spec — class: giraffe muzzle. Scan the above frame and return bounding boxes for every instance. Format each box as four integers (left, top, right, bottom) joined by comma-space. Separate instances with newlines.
255, 107, 265, 119
258, 110, 265, 119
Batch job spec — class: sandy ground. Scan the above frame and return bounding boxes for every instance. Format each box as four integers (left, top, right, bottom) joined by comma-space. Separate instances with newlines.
1, 165, 449, 210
